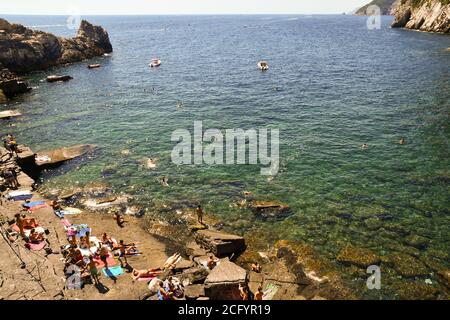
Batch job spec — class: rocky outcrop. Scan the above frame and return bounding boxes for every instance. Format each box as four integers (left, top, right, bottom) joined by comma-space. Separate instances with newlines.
391, 0, 450, 33
0, 18, 112, 73
336, 245, 381, 268
194, 229, 246, 257
355, 0, 396, 16
0, 67, 31, 98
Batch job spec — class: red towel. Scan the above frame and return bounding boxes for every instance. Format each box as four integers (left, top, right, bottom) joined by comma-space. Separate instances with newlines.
93, 254, 117, 268
25, 241, 46, 251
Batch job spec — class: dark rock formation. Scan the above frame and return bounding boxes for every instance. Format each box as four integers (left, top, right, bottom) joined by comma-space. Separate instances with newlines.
336, 245, 381, 268
0, 18, 112, 73
248, 200, 293, 221
355, 0, 396, 16
391, 0, 450, 33
0, 67, 31, 98
195, 229, 246, 257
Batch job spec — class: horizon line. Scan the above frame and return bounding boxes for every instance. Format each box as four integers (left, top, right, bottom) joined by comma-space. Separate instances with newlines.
1, 12, 359, 16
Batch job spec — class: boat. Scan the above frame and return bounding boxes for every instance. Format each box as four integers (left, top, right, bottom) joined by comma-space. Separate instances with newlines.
88, 64, 101, 69
0, 110, 22, 119
46, 75, 73, 83
258, 61, 269, 71
149, 58, 161, 68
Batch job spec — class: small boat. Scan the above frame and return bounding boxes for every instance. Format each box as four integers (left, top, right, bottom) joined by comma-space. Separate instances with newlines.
149, 58, 161, 68
0, 110, 22, 119
46, 75, 73, 83
88, 64, 101, 69
258, 61, 269, 71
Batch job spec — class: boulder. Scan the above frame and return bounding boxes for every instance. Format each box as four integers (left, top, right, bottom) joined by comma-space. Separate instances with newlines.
438, 270, 450, 288
204, 261, 247, 300
403, 235, 430, 249
248, 200, 293, 221
184, 284, 205, 300
0, 68, 31, 96
195, 229, 246, 257
0, 89, 6, 103
336, 245, 381, 268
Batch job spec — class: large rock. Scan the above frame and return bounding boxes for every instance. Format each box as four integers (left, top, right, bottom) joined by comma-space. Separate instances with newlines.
0, 18, 112, 73
204, 260, 247, 300
184, 284, 205, 300
383, 252, 429, 277
195, 229, 246, 257
35, 144, 96, 167
0, 109, 21, 119
355, 0, 396, 16
336, 245, 381, 268
391, 0, 450, 33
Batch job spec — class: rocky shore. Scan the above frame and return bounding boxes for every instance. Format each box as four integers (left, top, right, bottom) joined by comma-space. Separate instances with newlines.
0, 18, 112, 101
391, 0, 450, 33
355, 0, 396, 16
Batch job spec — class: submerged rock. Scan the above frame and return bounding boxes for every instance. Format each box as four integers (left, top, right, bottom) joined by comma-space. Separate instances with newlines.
403, 235, 430, 250
336, 245, 381, 268
35, 144, 96, 167
383, 252, 429, 277
248, 200, 293, 221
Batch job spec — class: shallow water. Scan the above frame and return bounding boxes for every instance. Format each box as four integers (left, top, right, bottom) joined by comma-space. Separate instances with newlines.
1, 15, 449, 299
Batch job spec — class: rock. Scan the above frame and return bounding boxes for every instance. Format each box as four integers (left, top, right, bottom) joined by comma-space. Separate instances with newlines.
195, 229, 246, 257
180, 267, 209, 285
0, 89, 6, 103
383, 252, 429, 277
438, 270, 450, 288
46, 75, 73, 83
35, 144, 96, 167
204, 260, 247, 300
0, 18, 112, 73
336, 245, 381, 268
248, 200, 293, 221
184, 284, 205, 300
0, 68, 31, 96
364, 218, 383, 230
392, 280, 439, 300
403, 235, 430, 249
391, 0, 449, 33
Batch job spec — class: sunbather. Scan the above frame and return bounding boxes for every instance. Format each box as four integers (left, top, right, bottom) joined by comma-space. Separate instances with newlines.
28, 228, 45, 243
99, 245, 110, 269
207, 255, 219, 270
131, 267, 161, 281
101, 232, 114, 247
113, 212, 126, 228
163, 253, 181, 270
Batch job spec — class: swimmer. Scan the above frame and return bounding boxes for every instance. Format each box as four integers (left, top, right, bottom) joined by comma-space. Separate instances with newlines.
399, 137, 406, 145
360, 143, 369, 149
160, 176, 169, 187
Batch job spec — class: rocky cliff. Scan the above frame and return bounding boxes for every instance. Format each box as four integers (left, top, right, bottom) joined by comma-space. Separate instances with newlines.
0, 18, 112, 100
391, 0, 450, 33
355, 0, 396, 15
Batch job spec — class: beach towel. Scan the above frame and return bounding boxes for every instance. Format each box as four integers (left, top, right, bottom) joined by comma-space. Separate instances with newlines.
27, 204, 48, 212
7, 190, 32, 201
102, 266, 124, 278
25, 241, 46, 251
64, 207, 82, 215
61, 219, 72, 228
138, 276, 156, 282
263, 283, 280, 300
22, 201, 46, 209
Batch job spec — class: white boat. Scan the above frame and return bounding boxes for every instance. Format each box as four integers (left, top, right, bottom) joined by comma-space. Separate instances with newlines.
149, 58, 161, 68
258, 61, 269, 71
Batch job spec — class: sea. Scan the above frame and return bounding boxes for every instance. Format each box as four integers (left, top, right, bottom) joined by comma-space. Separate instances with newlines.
1, 14, 449, 299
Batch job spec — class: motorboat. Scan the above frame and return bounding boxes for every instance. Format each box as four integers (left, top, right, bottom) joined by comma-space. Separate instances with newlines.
258, 61, 269, 71
149, 58, 161, 68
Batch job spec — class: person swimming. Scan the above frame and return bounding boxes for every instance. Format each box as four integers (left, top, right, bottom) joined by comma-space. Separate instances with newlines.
160, 176, 169, 187
360, 143, 369, 149
399, 137, 406, 145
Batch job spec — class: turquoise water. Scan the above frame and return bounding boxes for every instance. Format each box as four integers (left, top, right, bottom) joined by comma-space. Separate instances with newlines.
1, 15, 449, 299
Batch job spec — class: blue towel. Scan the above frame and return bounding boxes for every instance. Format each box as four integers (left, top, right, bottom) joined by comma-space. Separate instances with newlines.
102, 266, 124, 278
22, 201, 45, 208
10, 194, 33, 201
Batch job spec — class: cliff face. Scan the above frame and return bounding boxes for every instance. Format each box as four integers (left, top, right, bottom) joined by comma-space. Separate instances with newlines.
391, 0, 450, 33
0, 18, 112, 74
355, 0, 396, 15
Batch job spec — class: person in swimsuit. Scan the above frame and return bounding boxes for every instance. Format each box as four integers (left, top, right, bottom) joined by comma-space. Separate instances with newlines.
99, 245, 110, 269
255, 286, 264, 300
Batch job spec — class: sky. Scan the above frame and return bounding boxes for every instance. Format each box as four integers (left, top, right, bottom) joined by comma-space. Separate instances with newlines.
0, 0, 372, 15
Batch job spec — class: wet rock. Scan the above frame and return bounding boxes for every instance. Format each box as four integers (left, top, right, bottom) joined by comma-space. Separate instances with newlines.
195, 229, 246, 257
383, 253, 429, 278
36, 144, 96, 167
204, 260, 247, 300
0, 68, 31, 96
184, 284, 205, 300
392, 280, 439, 300
0, 89, 6, 103
403, 235, 430, 250
248, 200, 293, 221
336, 245, 381, 268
